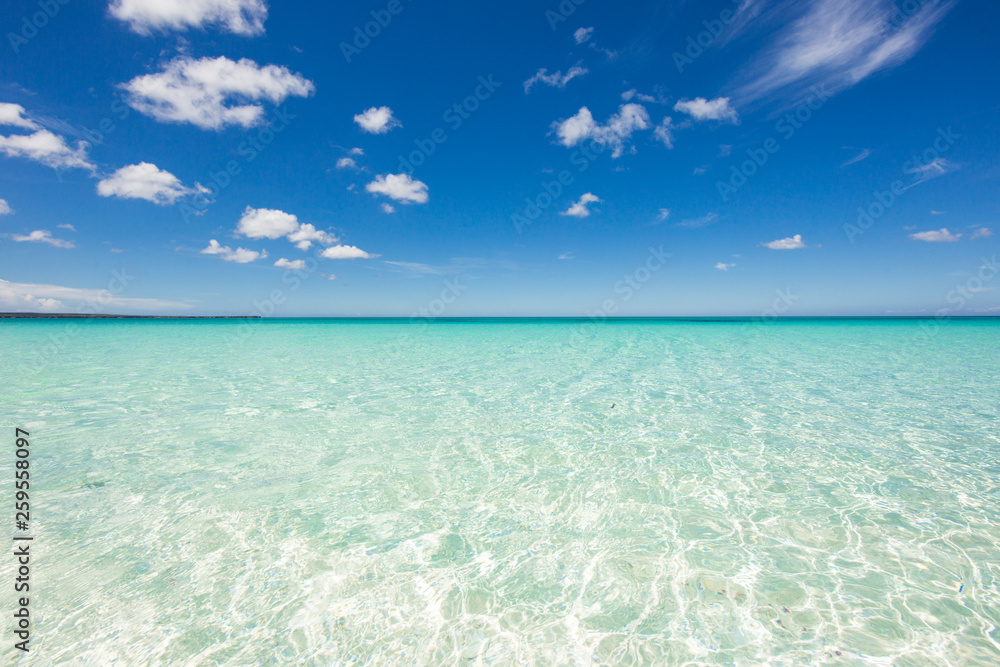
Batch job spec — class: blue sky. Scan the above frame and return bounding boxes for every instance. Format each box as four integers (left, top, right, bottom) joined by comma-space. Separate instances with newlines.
1, 0, 997, 316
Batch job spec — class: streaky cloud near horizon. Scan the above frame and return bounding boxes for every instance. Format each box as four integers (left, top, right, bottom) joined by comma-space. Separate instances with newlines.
0, 277, 192, 313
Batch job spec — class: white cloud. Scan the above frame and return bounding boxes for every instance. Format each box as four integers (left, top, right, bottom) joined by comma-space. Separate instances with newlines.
57, 223, 75, 231
0, 103, 39, 130
558, 251, 574, 260
738, 0, 955, 102
523, 66, 588, 93
353, 106, 401, 134
0, 199, 11, 215
0, 292, 63, 312
654, 117, 675, 148
336, 157, 357, 170
97, 162, 204, 205
673, 97, 739, 124
287, 223, 338, 250
0, 128, 94, 171
762, 234, 807, 250
715, 262, 736, 271
200, 239, 266, 263
574, 27, 594, 44
561, 193, 600, 218
348, 147, 364, 156
109, 0, 267, 35
274, 258, 306, 270
552, 104, 651, 158
380, 203, 395, 214
11, 230, 75, 248
0, 277, 190, 313
122, 56, 314, 130
237, 206, 299, 239
366, 173, 428, 204
320, 245, 376, 260
656, 208, 670, 222
235, 206, 338, 249
909, 228, 961, 242
971, 228, 992, 240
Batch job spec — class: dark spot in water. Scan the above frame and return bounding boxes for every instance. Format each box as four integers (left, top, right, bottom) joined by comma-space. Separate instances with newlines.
611, 404, 615, 409
84, 481, 107, 489
959, 584, 964, 592
782, 607, 789, 613
835, 651, 842, 656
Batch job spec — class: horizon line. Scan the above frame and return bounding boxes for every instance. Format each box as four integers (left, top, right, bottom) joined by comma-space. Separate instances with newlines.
3, 314, 1000, 321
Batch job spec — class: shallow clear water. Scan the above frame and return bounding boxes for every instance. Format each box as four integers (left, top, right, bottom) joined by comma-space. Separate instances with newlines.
2, 319, 1000, 665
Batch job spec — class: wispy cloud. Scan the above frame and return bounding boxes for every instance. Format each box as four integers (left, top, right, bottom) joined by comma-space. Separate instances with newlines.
841, 148, 872, 166
0, 277, 191, 313
653, 117, 675, 148
715, 262, 736, 271
622, 89, 667, 104
11, 230, 75, 248
524, 66, 588, 93
383, 261, 449, 275
383, 257, 516, 276
905, 158, 955, 188
971, 227, 993, 240
676, 212, 718, 229
737, 0, 956, 103
646, 208, 671, 226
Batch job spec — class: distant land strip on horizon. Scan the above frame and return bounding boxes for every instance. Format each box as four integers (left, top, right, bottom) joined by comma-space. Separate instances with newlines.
2, 314, 999, 321
0, 313, 262, 319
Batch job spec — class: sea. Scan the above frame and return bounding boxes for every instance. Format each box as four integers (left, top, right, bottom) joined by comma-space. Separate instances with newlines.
2, 318, 999, 665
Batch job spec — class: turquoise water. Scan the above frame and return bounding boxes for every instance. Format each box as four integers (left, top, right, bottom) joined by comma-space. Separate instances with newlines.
2, 318, 1000, 665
